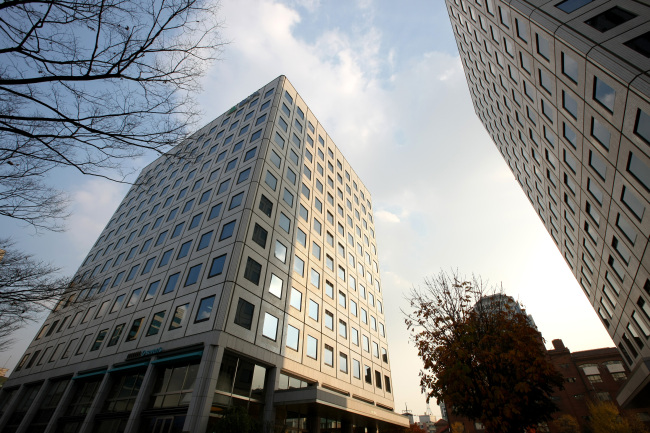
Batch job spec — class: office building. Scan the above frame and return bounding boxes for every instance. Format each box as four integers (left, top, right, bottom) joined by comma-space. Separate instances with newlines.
445, 0, 650, 407
0, 76, 407, 433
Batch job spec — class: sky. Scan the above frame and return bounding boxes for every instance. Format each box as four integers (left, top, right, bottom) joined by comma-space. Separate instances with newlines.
0, 0, 614, 420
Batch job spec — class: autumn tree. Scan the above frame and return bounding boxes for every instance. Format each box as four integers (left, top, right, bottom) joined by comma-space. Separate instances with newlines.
0, 0, 223, 230
588, 401, 649, 433
553, 414, 581, 433
405, 271, 564, 433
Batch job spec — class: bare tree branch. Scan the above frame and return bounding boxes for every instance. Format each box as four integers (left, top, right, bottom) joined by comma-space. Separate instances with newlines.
0, 0, 224, 230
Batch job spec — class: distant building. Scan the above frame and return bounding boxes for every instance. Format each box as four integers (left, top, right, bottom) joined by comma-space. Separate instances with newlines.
417, 413, 437, 433
545, 338, 650, 432
444, 339, 650, 433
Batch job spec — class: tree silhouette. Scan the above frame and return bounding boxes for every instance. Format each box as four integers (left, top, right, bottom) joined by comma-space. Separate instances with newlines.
0, 0, 223, 230
405, 271, 564, 433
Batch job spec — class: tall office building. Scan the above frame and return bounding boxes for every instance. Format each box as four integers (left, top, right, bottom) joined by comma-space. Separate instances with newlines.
444, 0, 650, 407
0, 76, 408, 433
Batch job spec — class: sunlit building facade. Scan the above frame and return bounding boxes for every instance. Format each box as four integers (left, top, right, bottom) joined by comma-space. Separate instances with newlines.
0, 76, 407, 433
445, 0, 650, 407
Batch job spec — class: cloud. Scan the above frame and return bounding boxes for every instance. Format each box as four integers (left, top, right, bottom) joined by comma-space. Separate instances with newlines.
67, 179, 128, 252
375, 210, 401, 223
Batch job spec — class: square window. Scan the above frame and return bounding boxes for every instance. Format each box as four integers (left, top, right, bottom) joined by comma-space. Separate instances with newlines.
625, 31, 650, 58
290, 287, 302, 311
287, 324, 300, 351
220, 221, 236, 240
234, 298, 255, 330
259, 195, 273, 217
169, 303, 189, 330
208, 203, 222, 220
184, 264, 202, 286
195, 295, 215, 322
307, 335, 318, 359
593, 77, 616, 112
252, 223, 268, 248
198, 230, 214, 250
274, 240, 287, 263
634, 109, 650, 143
556, 0, 594, 13
324, 344, 333, 366
294, 255, 305, 276
585, 7, 636, 33
208, 254, 227, 277
309, 299, 319, 321
162, 272, 180, 294
262, 313, 279, 340
591, 117, 611, 150
269, 273, 283, 298
244, 257, 262, 285
536, 34, 550, 60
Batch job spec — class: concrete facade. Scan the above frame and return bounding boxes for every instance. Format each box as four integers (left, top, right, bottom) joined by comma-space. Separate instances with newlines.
0, 76, 408, 433
445, 0, 650, 407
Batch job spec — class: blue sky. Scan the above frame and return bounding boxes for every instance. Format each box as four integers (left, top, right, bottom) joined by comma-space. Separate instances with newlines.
0, 0, 613, 418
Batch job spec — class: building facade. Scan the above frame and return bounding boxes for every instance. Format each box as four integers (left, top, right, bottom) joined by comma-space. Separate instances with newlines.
546, 338, 649, 432
0, 76, 407, 433
445, 0, 650, 407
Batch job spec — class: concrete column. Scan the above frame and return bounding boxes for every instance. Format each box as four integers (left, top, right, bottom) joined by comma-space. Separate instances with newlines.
123, 363, 157, 433
15, 379, 51, 433
0, 385, 26, 431
262, 366, 279, 432
43, 379, 76, 433
341, 417, 354, 433
308, 406, 321, 433
77, 373, 112, 433
182, 345, 225, 433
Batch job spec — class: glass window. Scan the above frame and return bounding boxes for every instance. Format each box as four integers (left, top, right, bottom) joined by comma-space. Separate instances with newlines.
268, 274, 283, 298
208, 254, 227, 277
340, 353, 348, 373
195, 296, 215, 322
294, 255, 305, 276
244, 257, 262, 285
252, 223, 268, 248
324, 345, 333, 366
627, 152, 650, 191
339, 320, 347, 339
274, 240, 287, 263
259, 195, 273, 217
325, 311, 333, 330
234, 298, 255, 330
625, 32, 650, 58
184, 264, 202, 286
262, 313, 279, 340
593, 77, 616, 113
163, 272, 180, 294
147, 311, 166, 336
556, 0, 594, 13
220, 221, 235, 240
585, 7, 636, 33
290, 287, 302, 311
536, 33, 550, 60
309, 299, 319, 321
634, 109, 650, 143
287, 325, 299, 351
307, 335, 318, 359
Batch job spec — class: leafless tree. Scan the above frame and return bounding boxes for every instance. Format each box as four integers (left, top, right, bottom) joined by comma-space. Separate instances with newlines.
0, 0, 223, 230
0, 238, 94, 351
